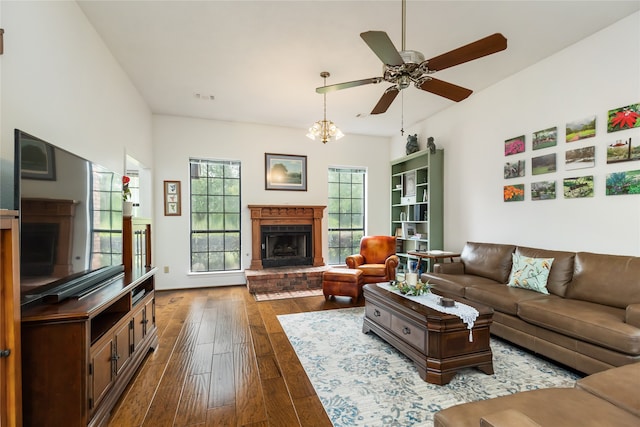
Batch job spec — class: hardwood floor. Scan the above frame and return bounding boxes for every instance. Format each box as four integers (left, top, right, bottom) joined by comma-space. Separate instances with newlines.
107, 285, 364, 427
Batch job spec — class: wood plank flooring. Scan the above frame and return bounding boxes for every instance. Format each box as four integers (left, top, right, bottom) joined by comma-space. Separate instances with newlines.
107, 285, 364, 427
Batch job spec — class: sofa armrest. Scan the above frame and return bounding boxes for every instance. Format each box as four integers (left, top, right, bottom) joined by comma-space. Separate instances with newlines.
480, 409, 541, 427
625, 303, 640, 328
345, 254, 364, 269
434, 261, 465, 274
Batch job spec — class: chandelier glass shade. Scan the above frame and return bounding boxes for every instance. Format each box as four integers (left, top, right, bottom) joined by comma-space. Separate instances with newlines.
307, 71, 344, 144
306, 119, 344, 144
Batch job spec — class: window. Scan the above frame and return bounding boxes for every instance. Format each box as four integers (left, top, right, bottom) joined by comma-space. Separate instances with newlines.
91, 167, 122, 267
189, 159, 241, 272
327, 167, 366, 265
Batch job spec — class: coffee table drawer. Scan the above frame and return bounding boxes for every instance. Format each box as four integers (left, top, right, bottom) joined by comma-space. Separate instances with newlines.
391, 315, 426, 352
365, 303, 391, 329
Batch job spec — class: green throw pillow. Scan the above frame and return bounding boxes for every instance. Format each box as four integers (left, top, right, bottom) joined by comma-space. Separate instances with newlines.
507, 254, 554, 295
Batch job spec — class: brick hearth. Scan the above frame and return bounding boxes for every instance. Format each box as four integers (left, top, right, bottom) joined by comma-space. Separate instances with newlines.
245, 266, 330, 294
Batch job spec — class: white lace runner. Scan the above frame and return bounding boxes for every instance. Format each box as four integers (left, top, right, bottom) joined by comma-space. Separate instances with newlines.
377, 282, 479, 341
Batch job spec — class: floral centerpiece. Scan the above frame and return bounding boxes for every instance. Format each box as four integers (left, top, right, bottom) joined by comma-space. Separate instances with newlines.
122, 175, 131, 202
390, 279, 430, 296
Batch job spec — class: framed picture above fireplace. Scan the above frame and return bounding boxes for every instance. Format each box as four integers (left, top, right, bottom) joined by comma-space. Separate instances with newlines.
265, 153, 307, 191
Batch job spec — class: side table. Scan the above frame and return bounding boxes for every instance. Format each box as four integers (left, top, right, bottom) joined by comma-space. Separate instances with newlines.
407, 250, 461, 272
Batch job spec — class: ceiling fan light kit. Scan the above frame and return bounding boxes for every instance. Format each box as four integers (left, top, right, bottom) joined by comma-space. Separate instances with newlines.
307, 71, 344, 144
316, 0, 507, 116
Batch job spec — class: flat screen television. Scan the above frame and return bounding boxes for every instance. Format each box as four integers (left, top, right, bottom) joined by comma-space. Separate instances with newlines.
14, 129, 124, 306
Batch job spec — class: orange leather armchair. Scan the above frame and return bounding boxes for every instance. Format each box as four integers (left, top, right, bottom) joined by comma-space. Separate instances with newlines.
345, 236, 399, 283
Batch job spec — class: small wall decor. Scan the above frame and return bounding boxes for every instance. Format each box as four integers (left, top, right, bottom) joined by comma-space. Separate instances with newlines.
566, 116, 596, 142
565, 146, 595, 170
503, 184, 525, 202
504, 135, 525, 156
607, 137, 639, 163
504, 160, 525, 179
532, 127, 557, 150
164, 180, 181, 216
563, 176, 594, 198
406, 134, 419, 155
606, 170, 640, 195
20, 138, 56, 180
265, 153, 307, 191
607, 103, 640, 133
531, 181, 556, 200
532, 153, 557, 175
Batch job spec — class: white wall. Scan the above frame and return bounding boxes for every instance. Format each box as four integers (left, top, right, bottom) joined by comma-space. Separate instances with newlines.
393, 12, 640, 256
0, 0, 153, 209
152, 115, 390, 290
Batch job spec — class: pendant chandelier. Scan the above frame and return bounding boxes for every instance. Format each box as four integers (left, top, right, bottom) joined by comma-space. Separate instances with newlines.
306, 71, 344, 144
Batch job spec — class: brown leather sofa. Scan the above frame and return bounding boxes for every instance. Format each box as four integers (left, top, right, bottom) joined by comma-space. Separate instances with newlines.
434, 361, 640, 427
346, 235, 399, 283
421, 242, 640, 375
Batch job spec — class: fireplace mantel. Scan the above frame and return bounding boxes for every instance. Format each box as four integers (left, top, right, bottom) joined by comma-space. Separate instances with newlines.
248, 205, 325, 270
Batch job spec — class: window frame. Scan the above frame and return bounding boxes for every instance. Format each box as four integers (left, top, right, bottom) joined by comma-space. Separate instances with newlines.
327, 166, 367, 265
189, 158, 242, 273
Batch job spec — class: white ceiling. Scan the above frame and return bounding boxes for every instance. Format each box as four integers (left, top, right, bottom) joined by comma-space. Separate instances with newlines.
77, 0, 640, 138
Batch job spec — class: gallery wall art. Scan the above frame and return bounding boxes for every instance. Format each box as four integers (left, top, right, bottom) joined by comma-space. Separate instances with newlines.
504, 160, 525, 179
504, 184, 525, 202
606, 170, 640, 195
533, 127, 557, 150
607, 103, 640, 133
504, 136, 525, 156
607, 137, 638, 163
532, 153, 556, 175
566, 116, 596, 142
563, 176, 594, 198
565, 146, 595, 170
531, 181, 556, 200
503, 101, 639, 202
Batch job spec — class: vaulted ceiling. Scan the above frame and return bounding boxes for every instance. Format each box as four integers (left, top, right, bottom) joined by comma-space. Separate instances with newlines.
78, 1, 640, 138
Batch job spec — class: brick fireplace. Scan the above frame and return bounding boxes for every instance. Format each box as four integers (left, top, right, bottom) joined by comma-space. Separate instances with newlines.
246, 205, 327, 294
248, 204, 326, 270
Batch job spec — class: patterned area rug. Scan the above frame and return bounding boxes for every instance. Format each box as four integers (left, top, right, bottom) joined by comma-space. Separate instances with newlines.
254, 288, 324, 301
278, 307, 581, 427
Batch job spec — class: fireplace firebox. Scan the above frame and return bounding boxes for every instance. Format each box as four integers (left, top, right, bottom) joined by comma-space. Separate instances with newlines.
261, 225, 312, 268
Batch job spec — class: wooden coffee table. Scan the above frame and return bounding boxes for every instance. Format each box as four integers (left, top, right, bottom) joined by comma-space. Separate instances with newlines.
362, 283, 494, 385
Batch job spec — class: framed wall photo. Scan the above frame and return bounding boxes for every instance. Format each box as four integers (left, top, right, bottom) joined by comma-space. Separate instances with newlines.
163, 180, 181, 216
265, 153, 307, 191
20, 138, 56, 180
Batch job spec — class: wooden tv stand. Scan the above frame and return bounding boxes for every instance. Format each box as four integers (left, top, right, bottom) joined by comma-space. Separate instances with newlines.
21, 216, 157, 427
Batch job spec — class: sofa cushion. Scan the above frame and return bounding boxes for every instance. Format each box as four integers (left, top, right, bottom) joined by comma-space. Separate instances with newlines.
518, 298, 640, 355
433, 388, 640, 427
507, 254, 553, 295
480, 409, 541, 427
566, 252, 640, 309
464, 283, 551, 316
460, 242, 515, 283
430, 274, 503, 297
516, 246, 575, 296
576, 361, 640, 418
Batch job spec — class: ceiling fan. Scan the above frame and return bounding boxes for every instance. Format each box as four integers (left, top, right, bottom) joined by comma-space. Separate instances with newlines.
316, 0, 507, 115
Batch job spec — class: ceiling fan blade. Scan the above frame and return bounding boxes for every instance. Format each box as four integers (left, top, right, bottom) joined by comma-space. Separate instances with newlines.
426, 33, 507, 72
316, 77, 383, 94
360, 31, 404, 66
419, 78, 473, 102
371, 87, 400, 115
